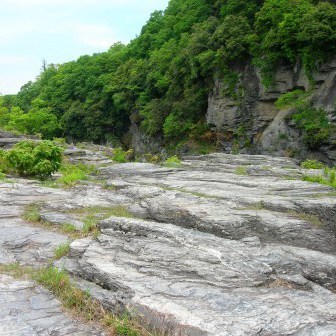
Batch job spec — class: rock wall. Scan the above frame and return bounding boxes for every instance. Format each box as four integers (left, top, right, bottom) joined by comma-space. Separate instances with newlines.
207, 58, 336, 163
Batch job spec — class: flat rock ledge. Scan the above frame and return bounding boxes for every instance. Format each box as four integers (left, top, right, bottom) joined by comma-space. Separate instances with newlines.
0, 274, 103, 336
1, 152, 336, 335
56, 153, 336, 336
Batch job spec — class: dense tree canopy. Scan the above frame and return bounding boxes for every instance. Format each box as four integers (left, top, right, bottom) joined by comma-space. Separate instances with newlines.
2, 0, 336, 145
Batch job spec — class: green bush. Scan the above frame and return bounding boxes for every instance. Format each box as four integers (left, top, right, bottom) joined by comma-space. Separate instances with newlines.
164, 155, 182, 168
275, 90, 311, 109
4, 140, 63, 179
57, 163, 96, 187
302, 167, 336, 189
112, 147, 133, 163
301, 159, 325, 169
291, 106, 331, 149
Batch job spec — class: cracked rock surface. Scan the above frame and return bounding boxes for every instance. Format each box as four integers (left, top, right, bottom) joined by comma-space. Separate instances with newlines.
56, 153, 336, 335
0, 274, 103, 336
1, 150, 336, 335
0, 179, 104, 335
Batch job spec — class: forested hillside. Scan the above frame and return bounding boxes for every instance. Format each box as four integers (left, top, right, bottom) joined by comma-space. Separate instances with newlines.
1, 0, 336, 154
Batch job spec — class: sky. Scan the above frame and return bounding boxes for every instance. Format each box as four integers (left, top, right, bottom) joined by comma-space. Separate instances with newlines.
0, 0, 169, 95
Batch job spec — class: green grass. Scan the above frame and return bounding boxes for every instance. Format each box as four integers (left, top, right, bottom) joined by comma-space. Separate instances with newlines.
301, 159, 325, 169
112, 147, 133, 163
22, 203, 41, 222
235, 166, 248, 176
288, 211, 322, 227
69, 205, 134, 235
22, 204, 81, 238
54, 242, 71, 260
62, 223, 77, 233
164, 156, 182, 168
302, 167, 336, 189
57, 163, 97, 187
238, 201, 267, 211
0, 264, 150, 336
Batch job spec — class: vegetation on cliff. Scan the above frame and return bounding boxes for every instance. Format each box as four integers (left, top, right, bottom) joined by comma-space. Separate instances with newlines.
1, 0, 336, 147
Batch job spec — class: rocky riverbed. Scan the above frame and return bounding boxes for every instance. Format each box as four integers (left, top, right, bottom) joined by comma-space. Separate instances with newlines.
1, 146, 336, 335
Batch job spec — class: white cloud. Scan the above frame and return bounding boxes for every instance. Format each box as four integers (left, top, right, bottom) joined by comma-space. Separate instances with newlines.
0, 0, 169, 94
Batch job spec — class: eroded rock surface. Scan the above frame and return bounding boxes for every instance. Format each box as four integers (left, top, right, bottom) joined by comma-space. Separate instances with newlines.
1, 150, 336, 335
51, 153, 336, 335
0, 180, 105, 335
0, 275, 103, 336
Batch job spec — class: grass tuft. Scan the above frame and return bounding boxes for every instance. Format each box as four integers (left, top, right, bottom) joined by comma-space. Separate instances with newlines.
164, 156, 182, 168
288, 211, 322, 227
22, 203, 41, 223
69, 206, 134, 235
302, 167, 336, 189
58, 163, 97, 187
235, 166, 248, 176
301, 159, 325, 169
54, 242, 71, 260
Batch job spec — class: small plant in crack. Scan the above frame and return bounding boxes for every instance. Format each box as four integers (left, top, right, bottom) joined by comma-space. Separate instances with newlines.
54, 242, 71, 260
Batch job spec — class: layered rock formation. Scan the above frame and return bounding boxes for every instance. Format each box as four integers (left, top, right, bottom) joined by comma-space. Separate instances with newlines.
55, 153, 335, 335
1, 140, 336, 335
207, 59, 336, 162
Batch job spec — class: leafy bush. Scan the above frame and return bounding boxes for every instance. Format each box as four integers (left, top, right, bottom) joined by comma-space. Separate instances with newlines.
302, 167, 336, 189
275, 90, 311, 109
57, 163, 96, 187
112, 147, 133, 163
291, 106, 331, 149
4, 140, 63, 179
164, 155, 182, 168
301, 159, 325, 169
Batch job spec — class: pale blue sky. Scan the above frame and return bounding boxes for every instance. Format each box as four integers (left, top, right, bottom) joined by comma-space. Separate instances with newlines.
0, 0, 169, 94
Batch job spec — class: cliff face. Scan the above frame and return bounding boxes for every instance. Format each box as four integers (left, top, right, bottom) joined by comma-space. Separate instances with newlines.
207, 58, 336, 163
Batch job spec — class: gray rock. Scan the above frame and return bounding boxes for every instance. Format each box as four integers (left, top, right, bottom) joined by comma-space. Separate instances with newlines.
60, 216, 336, 335
0, 275, 103, 335
206, 58, 336, 163
54, 153, 336, 335
1, 151, 336, 335
40, 212, 84, 230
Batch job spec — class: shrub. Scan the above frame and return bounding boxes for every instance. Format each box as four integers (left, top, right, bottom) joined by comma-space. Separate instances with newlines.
301, 159, 325, 169
275, 90, 311, 109
112, 147, 133, 163
5, 140, 63, 179
302, 167, 336, 189
57, 163, 96, 187
291, 106, 331, 149
164, 155, 182, 168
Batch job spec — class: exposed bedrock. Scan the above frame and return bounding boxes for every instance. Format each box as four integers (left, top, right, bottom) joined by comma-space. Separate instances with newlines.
54, 153, 336, 335
206, 59, 336, 162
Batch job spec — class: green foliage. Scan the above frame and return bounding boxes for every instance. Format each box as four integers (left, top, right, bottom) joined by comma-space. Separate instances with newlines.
301, 159, 325, 169
291, 106, 331, 149
57, 163, 96, 187
54, 242, 70, 260
112, 147, 133, 163
3, 0, 336, 145
302, 167, 336, 189
252, 0, 336, 86
0, 98, 61, 139
4, 140, 63, 179
22, 203, 41, 222
164, 155, 182, 168
235, 166, 248, 175
275, 90, 311, 109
